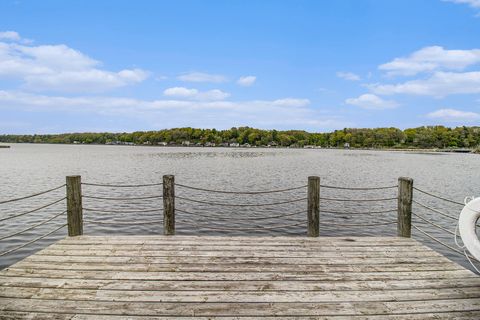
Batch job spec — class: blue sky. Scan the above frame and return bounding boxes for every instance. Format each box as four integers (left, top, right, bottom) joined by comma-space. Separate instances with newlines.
1, 0, 480, 133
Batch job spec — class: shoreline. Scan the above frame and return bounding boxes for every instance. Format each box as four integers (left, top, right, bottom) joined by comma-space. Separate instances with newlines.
1, 142, 477, 154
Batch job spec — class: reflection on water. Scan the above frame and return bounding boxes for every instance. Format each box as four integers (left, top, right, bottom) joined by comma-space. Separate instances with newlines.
0, 143, 479, 271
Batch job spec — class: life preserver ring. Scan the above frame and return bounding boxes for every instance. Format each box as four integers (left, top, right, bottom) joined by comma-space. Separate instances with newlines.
459, 197, 480, 261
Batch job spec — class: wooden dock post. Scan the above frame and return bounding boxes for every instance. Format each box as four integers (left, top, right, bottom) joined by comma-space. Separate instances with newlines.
307, 176, 320, 237
66, 175, 83, 236
397, 177, 413, 238
163, 175, 175, 235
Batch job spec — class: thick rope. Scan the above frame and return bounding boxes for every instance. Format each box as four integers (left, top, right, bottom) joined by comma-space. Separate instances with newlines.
412, 212, 456, 236
319, 196, 397, 202
413, 187, 464, 206
0, 223, 67, 257
177, 219, 305, 231
84, 219, 163, 225
320, 184, 397, 190
82, 194, 163, 201
0, 197, 66, 222
83, 207, 163, 214
175, 183, 307, 195
320, 220, 397, 227
412, 224, 480, 263
412, 200, 457, 220
0, 211, 66, 241
320, 208, 397, 215
0, 184, 65, 205
175, 208, 305, 221
82, 182, 163, 188
175, 196, 307, 207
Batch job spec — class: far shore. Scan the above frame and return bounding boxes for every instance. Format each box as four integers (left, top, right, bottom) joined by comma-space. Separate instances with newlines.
1, 142, 477, 154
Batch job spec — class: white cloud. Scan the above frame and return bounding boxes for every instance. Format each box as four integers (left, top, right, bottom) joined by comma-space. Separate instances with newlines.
0, 31, 21, 41
163, 87, 230, 100
0, 90, 343, 130
199, 89, 230, 100
22, 69, 148, 92
445, 0, 480, 17
336, 71, 361, 81
369, 71, 480, 97
237, 75, 256, 86
426, 108, 480, 121
444, 0, 480, 9
379, 46, 480, 76
177, 72, 227, 83
0, 34, 149, 92
345, 94, 399, 110
164, 87, 198, 98
369, 46, 480, 98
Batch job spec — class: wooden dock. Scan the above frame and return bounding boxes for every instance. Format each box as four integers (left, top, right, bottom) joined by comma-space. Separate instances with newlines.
1, 235, 480, 319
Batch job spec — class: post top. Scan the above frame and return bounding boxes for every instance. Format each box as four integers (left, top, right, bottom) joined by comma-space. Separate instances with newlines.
163, 175, 175, 181
308, 176, 320, 180
398, 177, 413, 183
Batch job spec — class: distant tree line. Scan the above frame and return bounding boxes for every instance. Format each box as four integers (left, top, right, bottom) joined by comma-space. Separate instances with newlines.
1, 126, 480, 149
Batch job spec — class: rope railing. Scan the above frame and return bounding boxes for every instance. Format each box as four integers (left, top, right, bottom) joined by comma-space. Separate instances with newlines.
0, 197, 66, 223
82, 194, 163, 201
319, 208, 397, 215
6, 174, 480, 275
175, 183, 307, 195
83, 207, 163, 214
413, 187, 464, 206
175, 196, 307, 207
0, 223, 67, 257
84, 218, 164, 225
411, 212, 456, 236
0, 184, 65, 205
177, 219, 305, 231
412, 199, 457, 220
319, 184, 397, 190
82, 182, 163, 188
320, 220, 397, 227
176, 208, 305, 221
319, 196, 398, 202
0, 210, 66, 241
412, 224, 479, 263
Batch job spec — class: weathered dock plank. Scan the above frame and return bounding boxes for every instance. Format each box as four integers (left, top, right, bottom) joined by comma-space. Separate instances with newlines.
0, 235, 479, 319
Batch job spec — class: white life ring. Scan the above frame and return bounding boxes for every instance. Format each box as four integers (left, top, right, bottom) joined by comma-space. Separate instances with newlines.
459, 197, 480, 261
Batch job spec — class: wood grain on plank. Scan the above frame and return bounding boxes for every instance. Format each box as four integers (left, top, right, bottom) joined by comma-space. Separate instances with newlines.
2, 298, 480, 316
1, 235, 479, 318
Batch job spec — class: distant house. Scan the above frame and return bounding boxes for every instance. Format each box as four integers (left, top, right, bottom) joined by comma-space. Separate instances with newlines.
229, 142, 240, 147
241, 143, 251, 148
204, 142, 216, 147
267, 141, 278, 147
344, 142, 350, 149
157, 142, 167, 146
182, 141, 191, 146
303, 145, 315, 149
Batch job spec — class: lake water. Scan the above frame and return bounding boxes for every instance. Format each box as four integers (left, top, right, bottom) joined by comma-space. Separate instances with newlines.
1, 143, 479, 270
